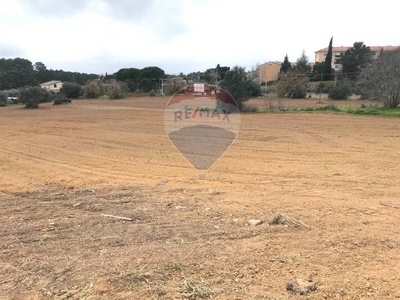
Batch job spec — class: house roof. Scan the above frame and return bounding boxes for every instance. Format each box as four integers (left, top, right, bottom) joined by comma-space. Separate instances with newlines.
260, 61, 282, 66
315, 45, 399, 53
259, 61, 314, 67
40, 80, 62, 86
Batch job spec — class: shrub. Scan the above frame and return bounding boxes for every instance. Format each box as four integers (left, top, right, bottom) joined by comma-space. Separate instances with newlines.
83, 79, 105, 98
104, 80, 128, 99
275, 72, 309, 99
60, 82, 83, 98
247, 81, 262, 97
164, 77, 186, 95
148, 90, 156, 97
6, 89, 19, 97
241, 105, 259, 112
328, 82, 352, 100
315, 103, 340, 111
139, 78, 154, 93
291, 86, 307, 98
0, 92, 7, 106
53, 93, 71, 105
19, 87, 55, 108
313, 81, 335, 94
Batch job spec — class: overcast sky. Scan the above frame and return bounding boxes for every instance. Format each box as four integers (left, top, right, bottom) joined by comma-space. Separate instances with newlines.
0, 0, 399, 75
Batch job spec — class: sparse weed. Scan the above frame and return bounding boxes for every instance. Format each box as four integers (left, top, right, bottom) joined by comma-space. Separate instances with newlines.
184, 279, 215, 299
315, 103, 340, 112
125, 268, 151, 284
165, 263, 185, 272
150, 288, 167, 300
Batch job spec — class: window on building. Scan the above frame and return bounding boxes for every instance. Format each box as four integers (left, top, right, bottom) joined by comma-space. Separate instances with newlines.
54, 84, 57, 88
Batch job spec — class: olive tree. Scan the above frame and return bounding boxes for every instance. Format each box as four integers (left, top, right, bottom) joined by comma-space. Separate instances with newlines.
19, 86, 54, 108
358, 48, 400, 108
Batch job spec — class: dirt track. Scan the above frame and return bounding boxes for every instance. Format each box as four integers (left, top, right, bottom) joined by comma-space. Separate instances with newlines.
0, 97, 399, 299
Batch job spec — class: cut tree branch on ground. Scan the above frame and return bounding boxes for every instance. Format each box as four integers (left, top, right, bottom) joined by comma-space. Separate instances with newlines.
380, 203, 400, 209
269, 214, 309, 228
101, 213, 133, 221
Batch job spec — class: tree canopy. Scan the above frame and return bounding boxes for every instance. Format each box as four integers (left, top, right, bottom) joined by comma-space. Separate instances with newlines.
0, 57, 99, 90
218, 66, 257, 110
280, 54, 292, 73
294, 50, 311, 75
114, 66, 166, 92
340, 42, 373, 79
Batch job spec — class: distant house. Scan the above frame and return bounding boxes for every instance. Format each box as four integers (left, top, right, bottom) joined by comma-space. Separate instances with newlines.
258, 61, 314, 84
40, 80, 63, 93
315, 45, 399, 69
258, 61, 282, 84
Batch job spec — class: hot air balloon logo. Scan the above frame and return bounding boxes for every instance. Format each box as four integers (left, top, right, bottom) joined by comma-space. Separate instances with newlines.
164, 84, 241, 179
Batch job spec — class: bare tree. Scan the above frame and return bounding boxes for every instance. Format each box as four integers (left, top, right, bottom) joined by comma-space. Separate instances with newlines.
358, 48, 400, 108
163, 77, 187, 95
251, 62, 260, 82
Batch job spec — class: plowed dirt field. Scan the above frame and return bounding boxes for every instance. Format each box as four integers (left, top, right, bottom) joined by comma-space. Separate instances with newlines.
0, 97, 399, 299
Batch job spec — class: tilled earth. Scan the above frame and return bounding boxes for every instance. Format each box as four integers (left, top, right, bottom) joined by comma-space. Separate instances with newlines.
0, 97, 399, 299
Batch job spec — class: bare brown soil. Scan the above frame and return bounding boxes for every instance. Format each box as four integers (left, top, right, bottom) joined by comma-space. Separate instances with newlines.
0, 97, 399, 299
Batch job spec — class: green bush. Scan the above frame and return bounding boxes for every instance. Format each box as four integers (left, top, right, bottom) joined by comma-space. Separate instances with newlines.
241, 105, 260, 112
316, 82, 334, 93
60, 82, 83, 98
83, 79, 105, 98
0, 92, 7, 106
247, 81, 262, 97
53, 93, 71, 105
328, 83, 352, 100
291, 86, 307, 98
139, 78, 154, 93
148, 90, 156, 97
315, 103, 340, 111
19, 87, 55, 108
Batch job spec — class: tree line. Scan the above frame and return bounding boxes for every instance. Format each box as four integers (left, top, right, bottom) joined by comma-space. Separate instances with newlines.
0, 58, 99, 90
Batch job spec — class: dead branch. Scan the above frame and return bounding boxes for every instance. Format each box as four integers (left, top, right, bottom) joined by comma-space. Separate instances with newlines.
269, 214, 308, 228
101, 213, 133, 221
380, 202, 400, 209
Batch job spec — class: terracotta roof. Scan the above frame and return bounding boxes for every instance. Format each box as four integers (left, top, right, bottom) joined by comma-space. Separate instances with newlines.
315, 46, 398, 53
369, 46, 399, 52
260, 61, 282, 66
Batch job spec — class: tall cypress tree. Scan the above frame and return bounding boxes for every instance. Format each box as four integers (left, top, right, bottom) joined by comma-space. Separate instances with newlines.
323, 37, 333, 80
280, 54, 292, 73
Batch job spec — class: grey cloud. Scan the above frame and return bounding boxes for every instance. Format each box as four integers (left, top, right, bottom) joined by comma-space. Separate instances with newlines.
22, 0, 156, 20
21, 0, 188, 39
21, 0, 90, 17
0, 43, 25, 58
